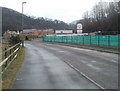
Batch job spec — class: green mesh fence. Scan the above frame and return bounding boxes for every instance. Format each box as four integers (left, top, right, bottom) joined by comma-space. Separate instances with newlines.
42, 35, 120, 47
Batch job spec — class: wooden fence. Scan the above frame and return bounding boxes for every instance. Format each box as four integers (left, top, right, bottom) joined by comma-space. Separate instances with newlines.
0, 43, 21, 73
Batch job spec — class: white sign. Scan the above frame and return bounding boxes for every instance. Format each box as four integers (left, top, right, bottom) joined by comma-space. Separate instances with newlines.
77, 23, 82, 33
77, 23, 82, 30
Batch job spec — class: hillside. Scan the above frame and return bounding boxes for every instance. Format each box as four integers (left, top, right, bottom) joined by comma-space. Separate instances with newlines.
2, 7, 70, 34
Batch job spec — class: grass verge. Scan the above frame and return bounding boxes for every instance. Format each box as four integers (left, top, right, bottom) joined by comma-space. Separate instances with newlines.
2, 47, 25, 89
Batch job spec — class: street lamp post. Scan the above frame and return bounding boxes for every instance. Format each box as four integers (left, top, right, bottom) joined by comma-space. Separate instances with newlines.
22, 2, 26, 47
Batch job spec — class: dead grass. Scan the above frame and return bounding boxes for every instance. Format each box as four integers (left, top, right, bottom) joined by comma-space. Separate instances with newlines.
1, 43, 10, 49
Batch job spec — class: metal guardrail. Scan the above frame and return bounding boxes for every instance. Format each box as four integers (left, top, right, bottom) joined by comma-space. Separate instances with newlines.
0, 43, 21, 73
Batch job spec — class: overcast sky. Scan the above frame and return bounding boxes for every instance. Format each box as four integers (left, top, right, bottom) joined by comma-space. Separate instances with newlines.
0, 0, 112, 23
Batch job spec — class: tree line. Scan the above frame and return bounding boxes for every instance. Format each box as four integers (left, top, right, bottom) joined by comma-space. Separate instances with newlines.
77, 1, 120, 35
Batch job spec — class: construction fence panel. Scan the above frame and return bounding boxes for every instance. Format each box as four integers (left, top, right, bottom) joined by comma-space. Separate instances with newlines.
91, 36, 99, 45
78, 36, 84, 44
99, 36, 109, 46
42, 35, 120, 47
109, 36, 119, 47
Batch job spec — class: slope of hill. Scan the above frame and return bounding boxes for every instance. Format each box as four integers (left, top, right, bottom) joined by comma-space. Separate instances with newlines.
2, 7, 70, 34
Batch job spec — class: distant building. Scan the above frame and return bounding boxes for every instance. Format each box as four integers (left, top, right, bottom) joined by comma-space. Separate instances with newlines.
3, 30, 18, 38
21, 29, 54, 37
55, 30, 73, 34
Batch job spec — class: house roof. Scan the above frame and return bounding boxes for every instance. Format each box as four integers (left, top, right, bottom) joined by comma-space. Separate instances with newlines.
22, 29, 37, 33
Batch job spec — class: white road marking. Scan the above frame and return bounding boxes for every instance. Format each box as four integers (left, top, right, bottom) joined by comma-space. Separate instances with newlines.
111, 60, 117, 63
91, 60, 96, 63
63, 60, 105, 90
67, 47, 92, 52
59, 51, 65, 52
87, 64, 100, 70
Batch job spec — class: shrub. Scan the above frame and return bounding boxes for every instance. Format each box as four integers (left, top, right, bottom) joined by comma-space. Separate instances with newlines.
9, 35, 21, 45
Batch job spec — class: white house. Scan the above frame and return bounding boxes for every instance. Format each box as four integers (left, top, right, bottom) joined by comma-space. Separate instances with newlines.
55, 30, 73, 34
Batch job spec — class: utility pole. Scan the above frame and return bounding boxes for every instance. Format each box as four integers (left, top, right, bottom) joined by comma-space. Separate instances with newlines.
22, 2, 26, 47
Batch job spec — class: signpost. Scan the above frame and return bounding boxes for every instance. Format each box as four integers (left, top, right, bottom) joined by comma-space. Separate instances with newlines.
77, 23, 82, 34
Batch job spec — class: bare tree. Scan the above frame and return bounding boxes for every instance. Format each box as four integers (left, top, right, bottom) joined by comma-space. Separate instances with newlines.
78, 1, 119, 34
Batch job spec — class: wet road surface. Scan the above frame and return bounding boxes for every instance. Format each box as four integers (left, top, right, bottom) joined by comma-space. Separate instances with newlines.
12, 39, 118, 89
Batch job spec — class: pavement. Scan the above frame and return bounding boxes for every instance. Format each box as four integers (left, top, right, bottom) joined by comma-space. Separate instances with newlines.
43, 41, 120, 54
12, 39, 118, 89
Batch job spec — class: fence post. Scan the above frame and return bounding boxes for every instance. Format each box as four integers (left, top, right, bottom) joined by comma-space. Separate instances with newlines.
108, 35, 110, 48
66, 36, 67, 43
10, 49, 12, 61
90, 36, 91, 45
53, 36, 55, 42
83, 36, 84, 45
4, 48, 7, 67
77, 36, 79, 45
98, 35, 100, 46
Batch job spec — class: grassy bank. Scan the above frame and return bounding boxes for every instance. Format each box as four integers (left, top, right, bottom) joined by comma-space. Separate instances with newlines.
2, 47, 25, 89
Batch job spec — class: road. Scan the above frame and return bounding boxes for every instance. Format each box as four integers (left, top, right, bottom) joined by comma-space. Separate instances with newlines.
12, 39, 118, 89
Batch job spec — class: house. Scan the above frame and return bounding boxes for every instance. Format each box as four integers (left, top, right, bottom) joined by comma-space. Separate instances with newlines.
20, 29, 54, 38
55, 30, 73, 34
3, 30, 18, 38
